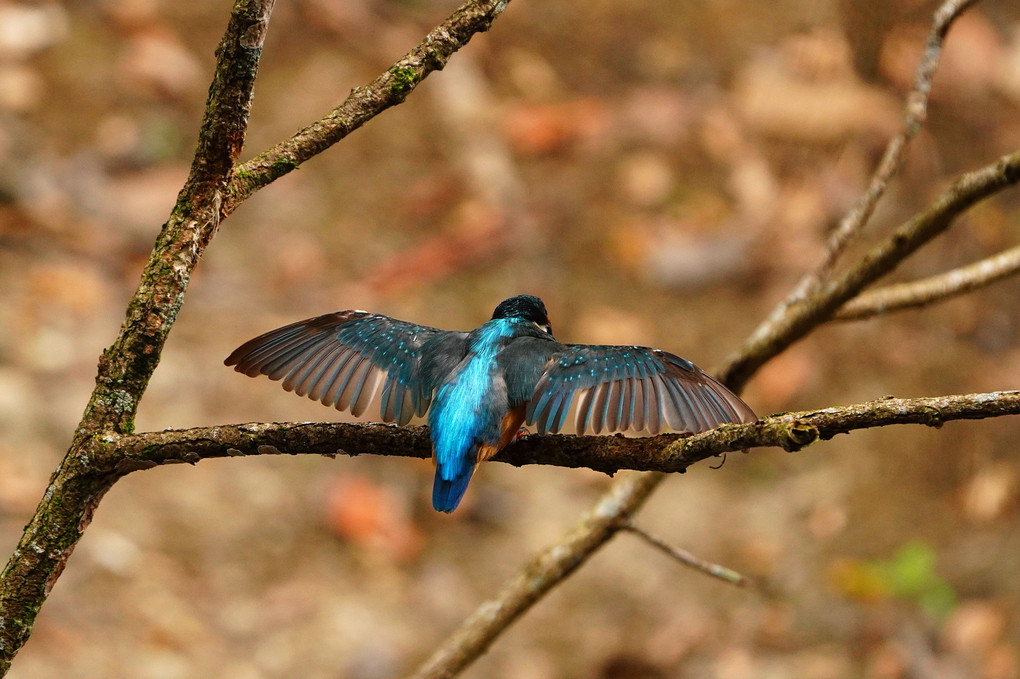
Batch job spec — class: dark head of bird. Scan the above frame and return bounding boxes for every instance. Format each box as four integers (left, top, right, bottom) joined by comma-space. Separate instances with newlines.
491, 295, 552, 336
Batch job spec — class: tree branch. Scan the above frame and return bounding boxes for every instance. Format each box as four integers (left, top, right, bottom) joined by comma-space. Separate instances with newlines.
835, 244, 1020, 321
408, 145, 1020, 679
618, 522, 748, 587
0, 0, 1009, 676
744, 0, 980, 334
88, 391, 1020, 477
221, 0, 512, 216
0, 2, 274, 671
408, 470, 668, 679
0, 2, 517, 672
723, 149, 1020, 392
406, 392, 1019, 678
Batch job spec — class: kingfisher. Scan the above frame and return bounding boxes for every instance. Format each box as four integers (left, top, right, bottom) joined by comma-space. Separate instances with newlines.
225, 295, 755, 513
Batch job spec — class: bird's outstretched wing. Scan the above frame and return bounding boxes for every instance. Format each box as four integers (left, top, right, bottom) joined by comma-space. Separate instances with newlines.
224, 311, 467, 425
524, 344, 755, 435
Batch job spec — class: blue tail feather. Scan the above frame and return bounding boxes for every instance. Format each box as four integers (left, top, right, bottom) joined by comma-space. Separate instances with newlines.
432, 465, 474, 513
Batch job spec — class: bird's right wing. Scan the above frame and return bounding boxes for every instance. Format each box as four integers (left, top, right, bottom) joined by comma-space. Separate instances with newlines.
524, 344, 755, 435
225, 311, 467, 425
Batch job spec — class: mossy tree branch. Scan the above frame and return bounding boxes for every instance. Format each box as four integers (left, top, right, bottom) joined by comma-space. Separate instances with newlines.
0, 0, 1013, 677
0, 2, 274, 671
409, 146, 1020, 679
748, 0, 980, 335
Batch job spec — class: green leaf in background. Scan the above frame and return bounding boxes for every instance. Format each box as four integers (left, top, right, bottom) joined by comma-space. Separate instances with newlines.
829, 540, 956, 619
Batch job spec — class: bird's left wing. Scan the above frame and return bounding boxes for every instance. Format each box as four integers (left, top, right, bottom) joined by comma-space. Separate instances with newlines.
524, 344, 755, 435
225, 311, 467, 425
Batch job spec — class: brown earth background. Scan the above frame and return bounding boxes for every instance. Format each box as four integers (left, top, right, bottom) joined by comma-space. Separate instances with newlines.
1, 0, 1020, 677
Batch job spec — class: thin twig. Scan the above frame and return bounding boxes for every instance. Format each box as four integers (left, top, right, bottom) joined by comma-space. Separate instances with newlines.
619, 522, 748, 587
222, 0, 513, 216
723, 149, 1020, 392
817, 0, 981, 281
835, 244, 1020, 320
407, 472, 679, 679
406, 144, 1020, 679
742, 0, 982, 356
405, 390, 1020, 679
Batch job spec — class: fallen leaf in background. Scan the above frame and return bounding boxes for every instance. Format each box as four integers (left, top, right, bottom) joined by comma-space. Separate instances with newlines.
881, 12, 1004, 104
829, 541, 956, 618
25, 260, 110, 320
116, 30, 204, 101
617, 151, 675, 209
642, 222, 752, 290
2, 2, 1020, 677
941, 600, 1007, 660
960, 463, 1015, 523
864, 641, 908, 679
0, 64, 43, 112
501, 99, 610, 157
618, 88, 694, 148
736, 29, 900, 143
322, 476, 423, 564
998, 25, 1020, 105
0, 3, 68, 60
364, 202, 504, 296
750, 348, 819, 412
574, 305, 652, 346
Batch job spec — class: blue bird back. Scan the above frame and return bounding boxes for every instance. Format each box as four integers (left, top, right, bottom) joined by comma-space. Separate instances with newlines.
428, 319, 515, 512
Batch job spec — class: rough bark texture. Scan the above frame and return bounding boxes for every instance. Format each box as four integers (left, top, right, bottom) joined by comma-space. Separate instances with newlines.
407, 3, 1014, 672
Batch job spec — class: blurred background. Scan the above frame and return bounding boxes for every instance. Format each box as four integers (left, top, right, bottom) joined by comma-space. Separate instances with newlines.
1, 0, 1020, 677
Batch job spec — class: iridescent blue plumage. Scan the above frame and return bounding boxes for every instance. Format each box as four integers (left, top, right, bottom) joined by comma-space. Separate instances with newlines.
225, 294, 756, 513
428, 319, 515, 512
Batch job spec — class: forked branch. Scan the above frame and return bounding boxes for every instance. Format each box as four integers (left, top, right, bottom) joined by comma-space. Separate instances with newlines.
0, 0, 512, 674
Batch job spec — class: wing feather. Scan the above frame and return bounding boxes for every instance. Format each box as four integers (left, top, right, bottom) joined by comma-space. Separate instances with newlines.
335, 356, 370, 412
605, 379, 622, 432
574, 387, 595, 434
550, 389, 574, 434
351, 367, 385, 418
320, 351, 360, 407
289, 344, 344, 397
591, 383, 609, 434
632, 376, 647, 432
524, 344, 755, 435
645, 377, 663, 435
225, 310, 466, 423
